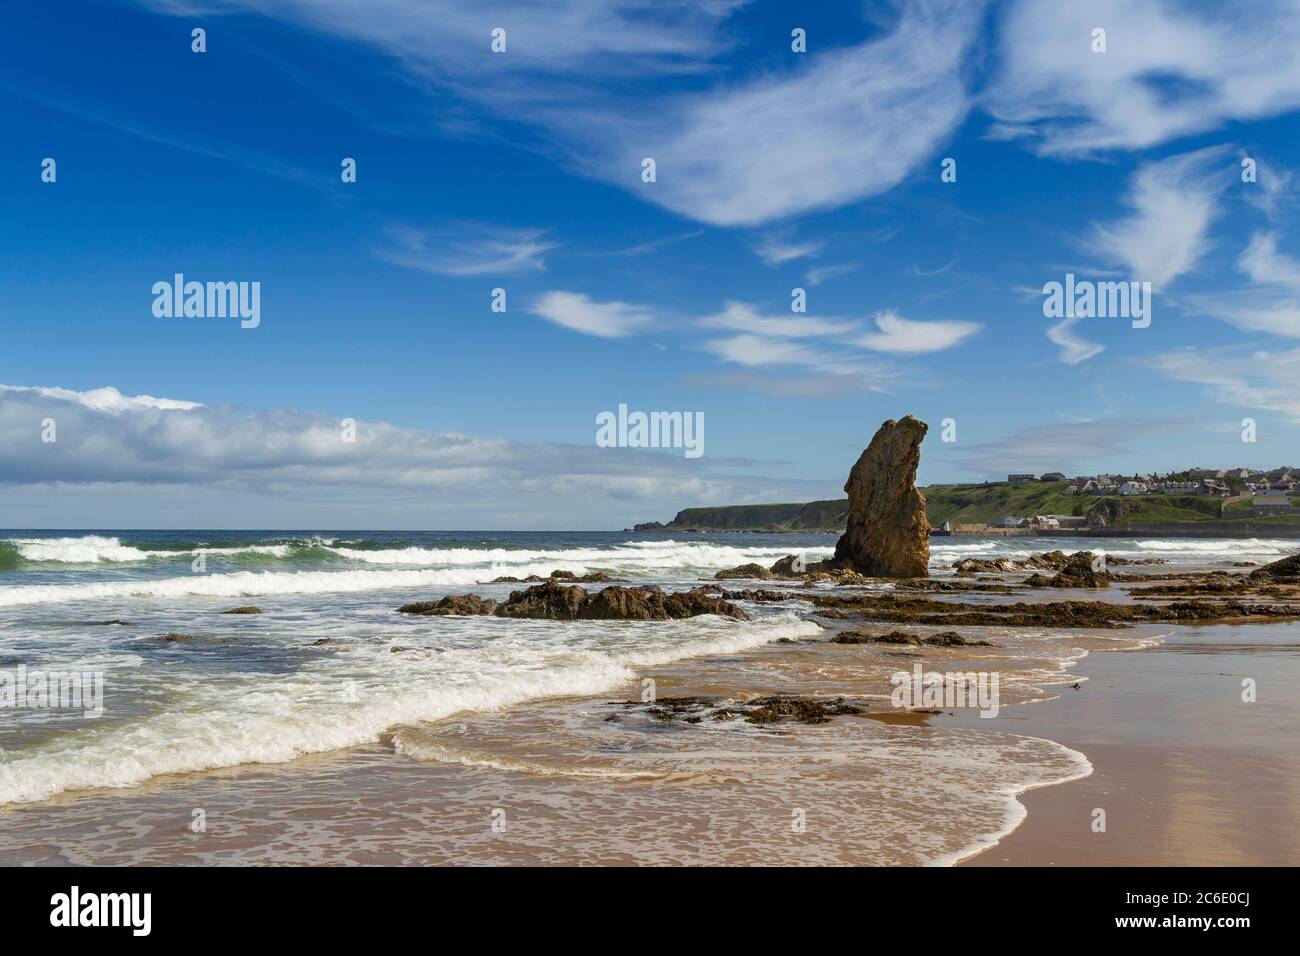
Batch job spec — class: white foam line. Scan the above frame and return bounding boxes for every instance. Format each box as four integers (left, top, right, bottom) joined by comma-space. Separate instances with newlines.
927, 735, 1095, 867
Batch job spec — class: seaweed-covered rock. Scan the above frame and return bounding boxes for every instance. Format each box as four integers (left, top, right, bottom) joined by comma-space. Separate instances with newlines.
221, 606, 262, 615
830, 629, 991, 647
713, 563, 775, 581
741, 695, 863, 725
923, 630, 992, 647
953, 551, 1071, 575
1249, 552, 1300, 583
833, 630, 921, 645
494, 581, 747, 621
492, 570, 615, 584
1023, 551, 1110, 589
493, 580, 588, 619
397, 594, 499, 616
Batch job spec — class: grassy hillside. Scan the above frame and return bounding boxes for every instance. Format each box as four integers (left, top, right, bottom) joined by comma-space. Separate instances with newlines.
922, 482, 1079, 525
647, 483, 1300, 532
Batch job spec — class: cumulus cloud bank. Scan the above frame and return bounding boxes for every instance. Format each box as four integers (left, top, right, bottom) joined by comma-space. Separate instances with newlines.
0, 384, 842, 526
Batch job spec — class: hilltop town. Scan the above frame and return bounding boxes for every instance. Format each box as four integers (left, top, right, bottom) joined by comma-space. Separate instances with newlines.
976, 467, 1298, 531
631, 466, 1300, 536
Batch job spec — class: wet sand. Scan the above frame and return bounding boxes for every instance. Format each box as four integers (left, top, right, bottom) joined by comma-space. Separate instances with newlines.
961, 619, 1300, 866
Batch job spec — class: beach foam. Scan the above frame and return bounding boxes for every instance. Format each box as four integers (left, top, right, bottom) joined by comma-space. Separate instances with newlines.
0, 613, 820, 805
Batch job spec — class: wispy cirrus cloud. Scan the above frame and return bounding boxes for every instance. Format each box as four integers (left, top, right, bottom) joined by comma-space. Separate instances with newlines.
1147, 346, 1300, 422
1237, 232, 1300, 292
1086, 146, 1232, 289
805, 262, 860, 287
698, 301, 857, 339
1046, 314, 1105, 366
1184, 232, 1300, 338
678, 368, 901, 397
946, 418, 1191, 478
988, 0, 1300, 156
752, 235, 823, 266
581, 0, 986, 226
528, 291, 656, 338
700, 334, 851, 372
375, 224, 555, 276
139, 1, 983, 228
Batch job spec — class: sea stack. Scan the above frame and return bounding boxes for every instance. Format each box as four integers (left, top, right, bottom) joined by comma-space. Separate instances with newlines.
831, 415, 930, 578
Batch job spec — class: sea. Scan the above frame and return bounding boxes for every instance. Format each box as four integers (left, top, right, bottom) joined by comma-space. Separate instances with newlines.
0, 530, 1292, 865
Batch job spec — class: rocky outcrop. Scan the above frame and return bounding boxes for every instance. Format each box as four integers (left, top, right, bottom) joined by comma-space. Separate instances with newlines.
221, 606, 262, 614
713, 563, 775, 580
1249, 552, 1300, 583
831, 415, 930, 578
401, 582, 747, 621
953, 551, 1070, 575
614, 694, 862, 726
398, 594, 500, 616
583, 586, 745, 621
1025, 551, 1110, 589
492, 581, 589, 619
490, 570, 615, 584
832, 629, 992, 647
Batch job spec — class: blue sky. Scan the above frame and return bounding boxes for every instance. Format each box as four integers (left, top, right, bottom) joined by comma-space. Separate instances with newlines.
3, 0, 1300, 529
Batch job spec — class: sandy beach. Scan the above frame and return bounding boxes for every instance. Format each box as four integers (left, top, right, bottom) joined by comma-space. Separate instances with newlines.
961, 619, 1300, 866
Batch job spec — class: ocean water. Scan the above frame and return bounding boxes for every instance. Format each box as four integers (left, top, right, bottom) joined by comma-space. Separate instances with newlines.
0, 529, 1291, 862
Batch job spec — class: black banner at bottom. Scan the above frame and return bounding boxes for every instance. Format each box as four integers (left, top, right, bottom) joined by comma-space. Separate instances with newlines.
0, 865, 1281, 940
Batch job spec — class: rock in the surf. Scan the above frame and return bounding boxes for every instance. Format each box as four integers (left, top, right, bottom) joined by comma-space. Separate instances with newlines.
830, 415, 930, 578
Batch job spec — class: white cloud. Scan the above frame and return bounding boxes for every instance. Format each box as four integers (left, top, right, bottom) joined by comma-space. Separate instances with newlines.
529, 291, 655, 338
1046, 314, 1105, 365
907, 259, 956, 277
1182, 232, 1300, 338
375, 224, 554, 276
1238, 232, 1300, 292
947, 418, 1190, 477
0, 384, 201, 414
848, 310, 982, 354
135, 1, 985, 228
701, 334, 845, 370
1148, 346, 1300, 421
1244, 162, 1296, 220
679, 368, 901, 397
752, 236, 823, 266
582, 0, 984, 226
805, 262, 859, 287
1086, 147, 1232, 288
142, 1, 739, 81
0, 383, 840, 527
988, 0, 1300, 156
699, 301, 857, 339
